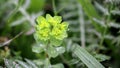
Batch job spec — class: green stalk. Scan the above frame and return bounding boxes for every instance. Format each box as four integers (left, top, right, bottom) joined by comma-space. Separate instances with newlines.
52, 0, 57, 15
100, 5, 113, 46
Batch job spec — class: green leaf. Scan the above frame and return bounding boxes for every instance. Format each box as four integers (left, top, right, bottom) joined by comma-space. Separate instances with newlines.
16, 60, 29, 68
34, 34, 48, 45
52, 63, 64, 68
78, 0, 100, 19
28, 0, 45, 12
36, 16, 46, 24
3, 59, 38, 68
32, 44, 44, 53
47, 45, 58, 58
46, 14, 54, 23
25, 59, 38, 68
54, 16, 62, 23
94, 54, 110, 62
78, 0, 104, 32
33, 59, 45, 66
73, 44, 105, 68
44, 58, 51, 68
4, 59, 16, 68
56, 46, 65, 54
108, 22, 120, 28
50, 38, 62, 46
94, 1, 109, 15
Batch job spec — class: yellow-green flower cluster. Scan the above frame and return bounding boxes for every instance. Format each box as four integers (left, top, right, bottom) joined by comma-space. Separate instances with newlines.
35, 14, 68, 42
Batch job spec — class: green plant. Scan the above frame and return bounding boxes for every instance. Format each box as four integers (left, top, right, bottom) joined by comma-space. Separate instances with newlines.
3, 59, 38, 68
33, 14, 68, 67
32, 13, 105, 68
0, 0, 120, 68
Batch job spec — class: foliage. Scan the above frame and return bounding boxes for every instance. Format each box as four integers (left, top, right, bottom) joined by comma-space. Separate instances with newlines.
0, 0, 120, 68
3, 59, 38, 68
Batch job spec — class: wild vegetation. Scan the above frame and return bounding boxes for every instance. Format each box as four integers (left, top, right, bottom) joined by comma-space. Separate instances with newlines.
0, 0, 120, 68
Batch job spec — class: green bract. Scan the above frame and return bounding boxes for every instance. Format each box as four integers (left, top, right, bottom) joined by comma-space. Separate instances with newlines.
34, 14, 68, 46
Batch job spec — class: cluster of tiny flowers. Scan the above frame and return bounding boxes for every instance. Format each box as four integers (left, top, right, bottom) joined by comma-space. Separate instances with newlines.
35, 14, 68, 41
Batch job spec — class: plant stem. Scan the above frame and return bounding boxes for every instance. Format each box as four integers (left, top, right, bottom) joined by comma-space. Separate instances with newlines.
52, 0, 57, 15
44, 42, 51, 67
100, 26, 107, 46
78, 4, 85, 47
100, 5, 113, 46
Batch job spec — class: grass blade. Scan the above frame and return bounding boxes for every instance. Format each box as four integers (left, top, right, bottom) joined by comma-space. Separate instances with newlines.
77, 0, 104, 32
73, 44, 105, 68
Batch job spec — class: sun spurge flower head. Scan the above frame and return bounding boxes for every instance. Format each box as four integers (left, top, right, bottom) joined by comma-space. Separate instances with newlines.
34, 14, 68, 46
